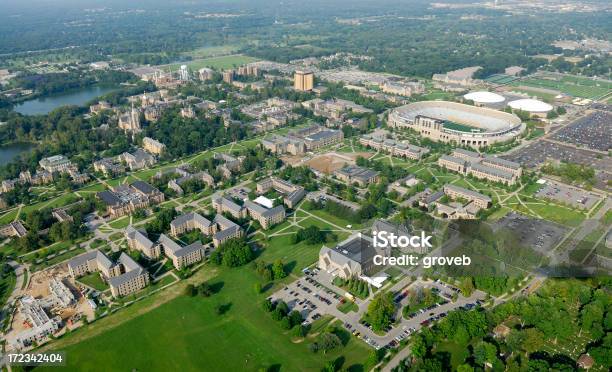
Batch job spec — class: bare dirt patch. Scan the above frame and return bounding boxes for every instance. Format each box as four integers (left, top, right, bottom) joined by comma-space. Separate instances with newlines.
305, 152, 373, 174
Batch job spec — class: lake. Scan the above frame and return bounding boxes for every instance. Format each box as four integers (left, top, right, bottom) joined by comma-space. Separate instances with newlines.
0, 142, 35, 164
14, 85, 119, 115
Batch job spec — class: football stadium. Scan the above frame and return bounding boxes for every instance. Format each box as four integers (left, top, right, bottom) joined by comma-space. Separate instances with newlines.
388, 101, 525, 148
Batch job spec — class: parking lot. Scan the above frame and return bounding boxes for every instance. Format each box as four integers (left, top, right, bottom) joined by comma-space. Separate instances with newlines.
268, 268, 343, 324
535, 180, 601, 210
494, 212, 568, 255
550, 110, 612, 152
503, 140, 611, 173
269, 271, 487, 350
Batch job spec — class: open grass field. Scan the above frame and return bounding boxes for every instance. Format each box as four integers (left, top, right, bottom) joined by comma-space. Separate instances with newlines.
183, 45, 243, 59
40, 265, 370, 372
166, 55, 259, 72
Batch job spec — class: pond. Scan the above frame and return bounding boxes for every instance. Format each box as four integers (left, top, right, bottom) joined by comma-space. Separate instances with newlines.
14, 85, 119, 115
0, 142, 35, 163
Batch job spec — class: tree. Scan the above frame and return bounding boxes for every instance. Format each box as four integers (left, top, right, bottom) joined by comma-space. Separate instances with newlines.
184, 284, 196, 297
473, 341, 497, 366
457, 364, 474, 372
254, 282, 262, 294
262, 299, 274, 312
280, 317, 292, 330
411, 334, 427, 358
198, 282, 213, 297
272, 259, 287, 280
366, 292, 395, 331
288, 310, 303, 327
521, 328, 544, 355
211, 239, 253, 267
319, 332, 342, 353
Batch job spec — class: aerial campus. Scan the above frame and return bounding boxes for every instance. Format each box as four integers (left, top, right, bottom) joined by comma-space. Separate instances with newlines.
0, 0, 610, 371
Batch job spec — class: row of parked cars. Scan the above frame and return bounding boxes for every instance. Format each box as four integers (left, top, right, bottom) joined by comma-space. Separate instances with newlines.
394, 326, 416, 343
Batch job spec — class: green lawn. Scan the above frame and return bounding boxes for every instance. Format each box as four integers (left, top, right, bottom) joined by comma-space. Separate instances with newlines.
0, 209, 19, 224
302, 208, 363, 230
166, 55, 259, 71
21, 193, 80, 216
109, 216, 131, 229
0, 273, 16, 308
77, 273, 108, 291
40, 266, 371, 372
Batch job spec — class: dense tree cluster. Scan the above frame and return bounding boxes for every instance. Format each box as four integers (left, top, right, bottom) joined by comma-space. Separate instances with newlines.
210, 238, 253, 267
364, 291, 395, 332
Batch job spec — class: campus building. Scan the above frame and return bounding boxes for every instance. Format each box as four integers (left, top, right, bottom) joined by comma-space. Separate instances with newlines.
256, 177, 306, 208
39, 155, 72, 173
261, 135, 306, 156
212, 196, 247, 220
388, 101, 524, 148
67, 250, 149, 298
120, 149, 157, 171
294, 70, 314, 91
97, 181, 165, 219
170, 212, 214, 236
0, 221, 28, 238
243, 200, 286, 230
334, 165, 380, 187
359, 134, 429, 160
159, 234, 204, 270
212, 214, 244, 247
443, 184, 492, 209
437, 149, 522, 185
142, 137, 166, 155
125, 226, 162, 259
318, 233, 388, 279
118, 105, 142, 132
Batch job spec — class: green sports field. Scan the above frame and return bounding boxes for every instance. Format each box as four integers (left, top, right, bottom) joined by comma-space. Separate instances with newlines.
511, 75, 612, 99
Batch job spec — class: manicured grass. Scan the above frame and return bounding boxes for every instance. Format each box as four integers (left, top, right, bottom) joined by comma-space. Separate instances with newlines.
0, 209, 19, 224
303, 208, 363, 230
259, 234, 325, 273
109, 216, 131, 229
41, 266, 370, 372
21, 193, 80, 216
77, 183, 107, 193
0, 272, 16, 308
166, 55, 259, 71
337, 300, 358, 314
184, 45, 242, 59
77, 273, 108, 291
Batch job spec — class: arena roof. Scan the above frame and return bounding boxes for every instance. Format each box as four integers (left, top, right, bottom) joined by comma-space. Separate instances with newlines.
508, 99, 553, 113
393, 101, 521, 132
464, 91, 505, 104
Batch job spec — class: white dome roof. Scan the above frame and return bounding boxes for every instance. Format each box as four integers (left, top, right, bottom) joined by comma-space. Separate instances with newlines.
508, 99, 553, 113
464, 91, 505, 104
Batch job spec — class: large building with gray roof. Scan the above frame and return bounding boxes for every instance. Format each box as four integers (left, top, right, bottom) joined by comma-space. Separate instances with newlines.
125, 226, 161, 259
437, 148, 522, 185
159, 234, 204, 270
318, 233, 388, 279
67, 250, 149, 298
334, 165, 380, 187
